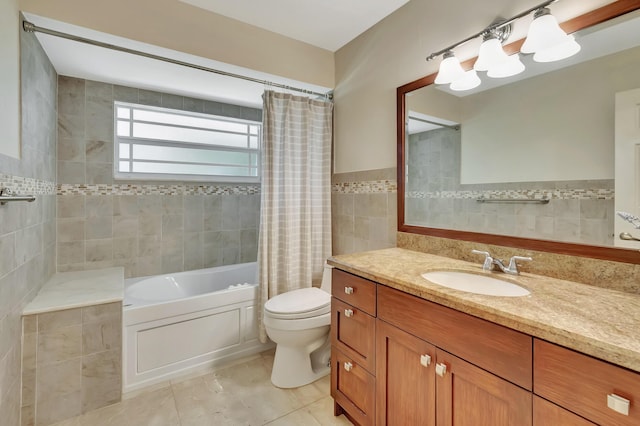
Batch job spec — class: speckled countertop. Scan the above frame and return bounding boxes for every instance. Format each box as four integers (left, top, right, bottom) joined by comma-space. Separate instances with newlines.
328, 248, 640, 374
23, 267, 124, 315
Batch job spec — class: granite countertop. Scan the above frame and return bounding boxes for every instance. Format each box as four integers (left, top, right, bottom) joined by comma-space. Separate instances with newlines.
328, 247, 640, 374
23, 267, 124, 315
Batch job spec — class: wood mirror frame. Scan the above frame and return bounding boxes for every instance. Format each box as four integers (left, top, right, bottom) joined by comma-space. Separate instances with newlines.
397, 0, 640, 264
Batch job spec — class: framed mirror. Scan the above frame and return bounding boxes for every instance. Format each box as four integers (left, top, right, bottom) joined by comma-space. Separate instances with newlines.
397, 0, 640, 264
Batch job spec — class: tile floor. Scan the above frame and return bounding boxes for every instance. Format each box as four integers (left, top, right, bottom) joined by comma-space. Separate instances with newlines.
50, 350, 353, 426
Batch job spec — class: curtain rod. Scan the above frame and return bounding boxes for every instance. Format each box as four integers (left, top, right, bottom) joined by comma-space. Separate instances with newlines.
407, 115, 460, 130
22, 20, 333, 100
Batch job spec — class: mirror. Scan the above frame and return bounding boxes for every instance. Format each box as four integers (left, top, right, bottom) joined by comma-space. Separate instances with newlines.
398, 1, 640, 264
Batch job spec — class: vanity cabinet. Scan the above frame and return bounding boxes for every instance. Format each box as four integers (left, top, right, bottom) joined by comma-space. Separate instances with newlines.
534, 339, 640, 426
330, 267, 640, 426
376, 284, 532, 426
331, 269, 377, 426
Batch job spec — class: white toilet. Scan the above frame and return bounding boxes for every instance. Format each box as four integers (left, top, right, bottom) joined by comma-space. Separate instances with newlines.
263, 263, 333, 388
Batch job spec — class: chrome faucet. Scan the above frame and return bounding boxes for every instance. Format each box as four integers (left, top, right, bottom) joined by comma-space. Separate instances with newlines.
471, 250, 532, 275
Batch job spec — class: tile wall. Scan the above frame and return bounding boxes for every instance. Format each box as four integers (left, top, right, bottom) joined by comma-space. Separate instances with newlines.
406, 128, 615, 246
331, 168, 397, 255
0, 19, 57, 425
331, 165, 638, 293
21, 303, 122, 425
56, 77, 262, 278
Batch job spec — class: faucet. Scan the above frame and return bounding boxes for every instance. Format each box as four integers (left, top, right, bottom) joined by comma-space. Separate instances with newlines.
471, 250, 532, 275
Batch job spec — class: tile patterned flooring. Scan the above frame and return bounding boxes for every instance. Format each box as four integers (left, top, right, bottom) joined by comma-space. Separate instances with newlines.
51, 350, 353, 426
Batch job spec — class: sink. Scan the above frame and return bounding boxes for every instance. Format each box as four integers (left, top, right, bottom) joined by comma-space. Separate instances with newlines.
421, 271, 530, 297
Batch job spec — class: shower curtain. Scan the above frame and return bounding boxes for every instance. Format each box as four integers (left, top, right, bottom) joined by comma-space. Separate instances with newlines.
257, 90, 333, 343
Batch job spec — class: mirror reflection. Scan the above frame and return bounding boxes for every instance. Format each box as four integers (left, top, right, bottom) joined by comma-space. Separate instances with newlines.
404, 9, 640, 249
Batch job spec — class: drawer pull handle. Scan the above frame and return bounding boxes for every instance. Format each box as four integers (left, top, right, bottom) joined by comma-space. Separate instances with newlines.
420, 354, 432, 367
344, 286, 354, 295
607, 394, 630, 416
344, 362, 353, 372
435, 363, 447, 377
344, 309, 354, 318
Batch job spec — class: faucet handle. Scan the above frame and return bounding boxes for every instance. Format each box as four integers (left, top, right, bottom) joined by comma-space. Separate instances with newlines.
472, 250, 494, 271
507, 256, 532, 273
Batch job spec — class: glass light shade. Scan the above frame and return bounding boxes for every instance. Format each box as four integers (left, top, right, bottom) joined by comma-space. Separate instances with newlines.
521, 9, 574, 54
474, 37, 509, 72
533, 36, 581, 62
487, 53, 525, 78
450, 69, 481, 91
435, 52, 466, 84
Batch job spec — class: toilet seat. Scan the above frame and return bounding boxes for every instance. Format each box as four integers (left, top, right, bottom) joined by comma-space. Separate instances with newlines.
264, 287, 330, 320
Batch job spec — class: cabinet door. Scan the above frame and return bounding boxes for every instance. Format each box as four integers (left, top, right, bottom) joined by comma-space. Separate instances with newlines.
436, 349, 532, 426
533, 396, 596, 426
376, 319, 436, 426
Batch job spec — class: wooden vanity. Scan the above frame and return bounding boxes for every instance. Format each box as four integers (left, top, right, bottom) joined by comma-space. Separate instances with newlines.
328, 248, 640, 426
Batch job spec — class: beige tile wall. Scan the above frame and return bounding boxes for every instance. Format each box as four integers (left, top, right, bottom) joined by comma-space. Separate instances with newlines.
56, 77, 262, 278
331, 168, 397, 254
21, 302, 122, 426
331, 167, 639, 294
0, 17, 57, 426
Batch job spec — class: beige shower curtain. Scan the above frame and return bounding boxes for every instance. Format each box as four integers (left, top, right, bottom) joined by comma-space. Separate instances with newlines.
257, 90, 333, 343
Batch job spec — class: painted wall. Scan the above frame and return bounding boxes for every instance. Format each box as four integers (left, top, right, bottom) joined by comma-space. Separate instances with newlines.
18, 0, 334, 89
333, 0, 615, 174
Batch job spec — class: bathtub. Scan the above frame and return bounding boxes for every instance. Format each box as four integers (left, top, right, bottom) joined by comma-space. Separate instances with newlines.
123, 262, 273, 393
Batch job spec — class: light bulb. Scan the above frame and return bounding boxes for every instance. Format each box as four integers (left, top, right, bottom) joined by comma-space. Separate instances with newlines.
521, 7, 580, 62
435, 51, 466, 84
450, 69, 481, 91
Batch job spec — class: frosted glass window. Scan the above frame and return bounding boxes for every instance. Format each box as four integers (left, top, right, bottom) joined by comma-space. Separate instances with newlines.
114, 101, 261, 183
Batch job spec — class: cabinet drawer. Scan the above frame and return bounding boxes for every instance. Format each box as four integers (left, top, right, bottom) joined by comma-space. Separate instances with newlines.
377, 285, 532, 390
332, 269, 376, 315
534, 339, 640, 426
331, 297, 376, 373
533, 396, 595, 426
331, 347, 375, 426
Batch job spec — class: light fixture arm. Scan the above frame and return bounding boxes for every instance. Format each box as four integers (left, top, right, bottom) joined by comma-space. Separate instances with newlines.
426, 0, 558, 61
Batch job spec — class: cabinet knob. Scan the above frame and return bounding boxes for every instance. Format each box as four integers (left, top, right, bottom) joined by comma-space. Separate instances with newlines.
344, 286, 354, 295
344, 362, 353, 372
435, 363, 447, 377
420, 354, 432, 367
607, 393, 630, 416
344, 309, 354, 318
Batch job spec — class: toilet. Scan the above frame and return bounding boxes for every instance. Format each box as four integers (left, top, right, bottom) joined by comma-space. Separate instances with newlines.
263, 263, 333, 388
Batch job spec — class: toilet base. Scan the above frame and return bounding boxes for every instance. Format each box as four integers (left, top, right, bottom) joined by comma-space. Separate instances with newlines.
270, 335, 331, 388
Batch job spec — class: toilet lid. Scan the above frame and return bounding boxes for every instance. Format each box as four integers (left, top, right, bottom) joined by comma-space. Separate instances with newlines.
264, 288, 331, 318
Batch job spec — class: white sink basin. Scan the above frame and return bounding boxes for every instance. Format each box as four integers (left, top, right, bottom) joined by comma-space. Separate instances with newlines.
421, 271, 530, 297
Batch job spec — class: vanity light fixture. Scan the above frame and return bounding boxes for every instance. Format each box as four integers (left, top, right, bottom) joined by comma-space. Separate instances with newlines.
429, 0, 580, 91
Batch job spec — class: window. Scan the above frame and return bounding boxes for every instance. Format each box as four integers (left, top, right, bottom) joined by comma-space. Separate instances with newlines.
114, 102, 261, 182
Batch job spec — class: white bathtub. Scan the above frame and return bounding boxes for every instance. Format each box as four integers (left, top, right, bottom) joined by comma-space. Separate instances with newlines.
123, 262, 273, 393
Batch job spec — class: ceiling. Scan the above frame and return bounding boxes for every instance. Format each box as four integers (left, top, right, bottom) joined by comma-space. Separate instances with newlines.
24, 1, 408, 108
179, 0, 410, 52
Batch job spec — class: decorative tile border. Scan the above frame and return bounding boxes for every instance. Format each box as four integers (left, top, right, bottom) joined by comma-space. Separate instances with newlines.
406, 188, 615, 200
332, 180, 397, 194
0, 174, 56, 195
57, 183, 261, 196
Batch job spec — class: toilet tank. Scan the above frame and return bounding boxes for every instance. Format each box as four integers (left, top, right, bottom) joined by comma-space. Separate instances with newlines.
320, 263, 333, 293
